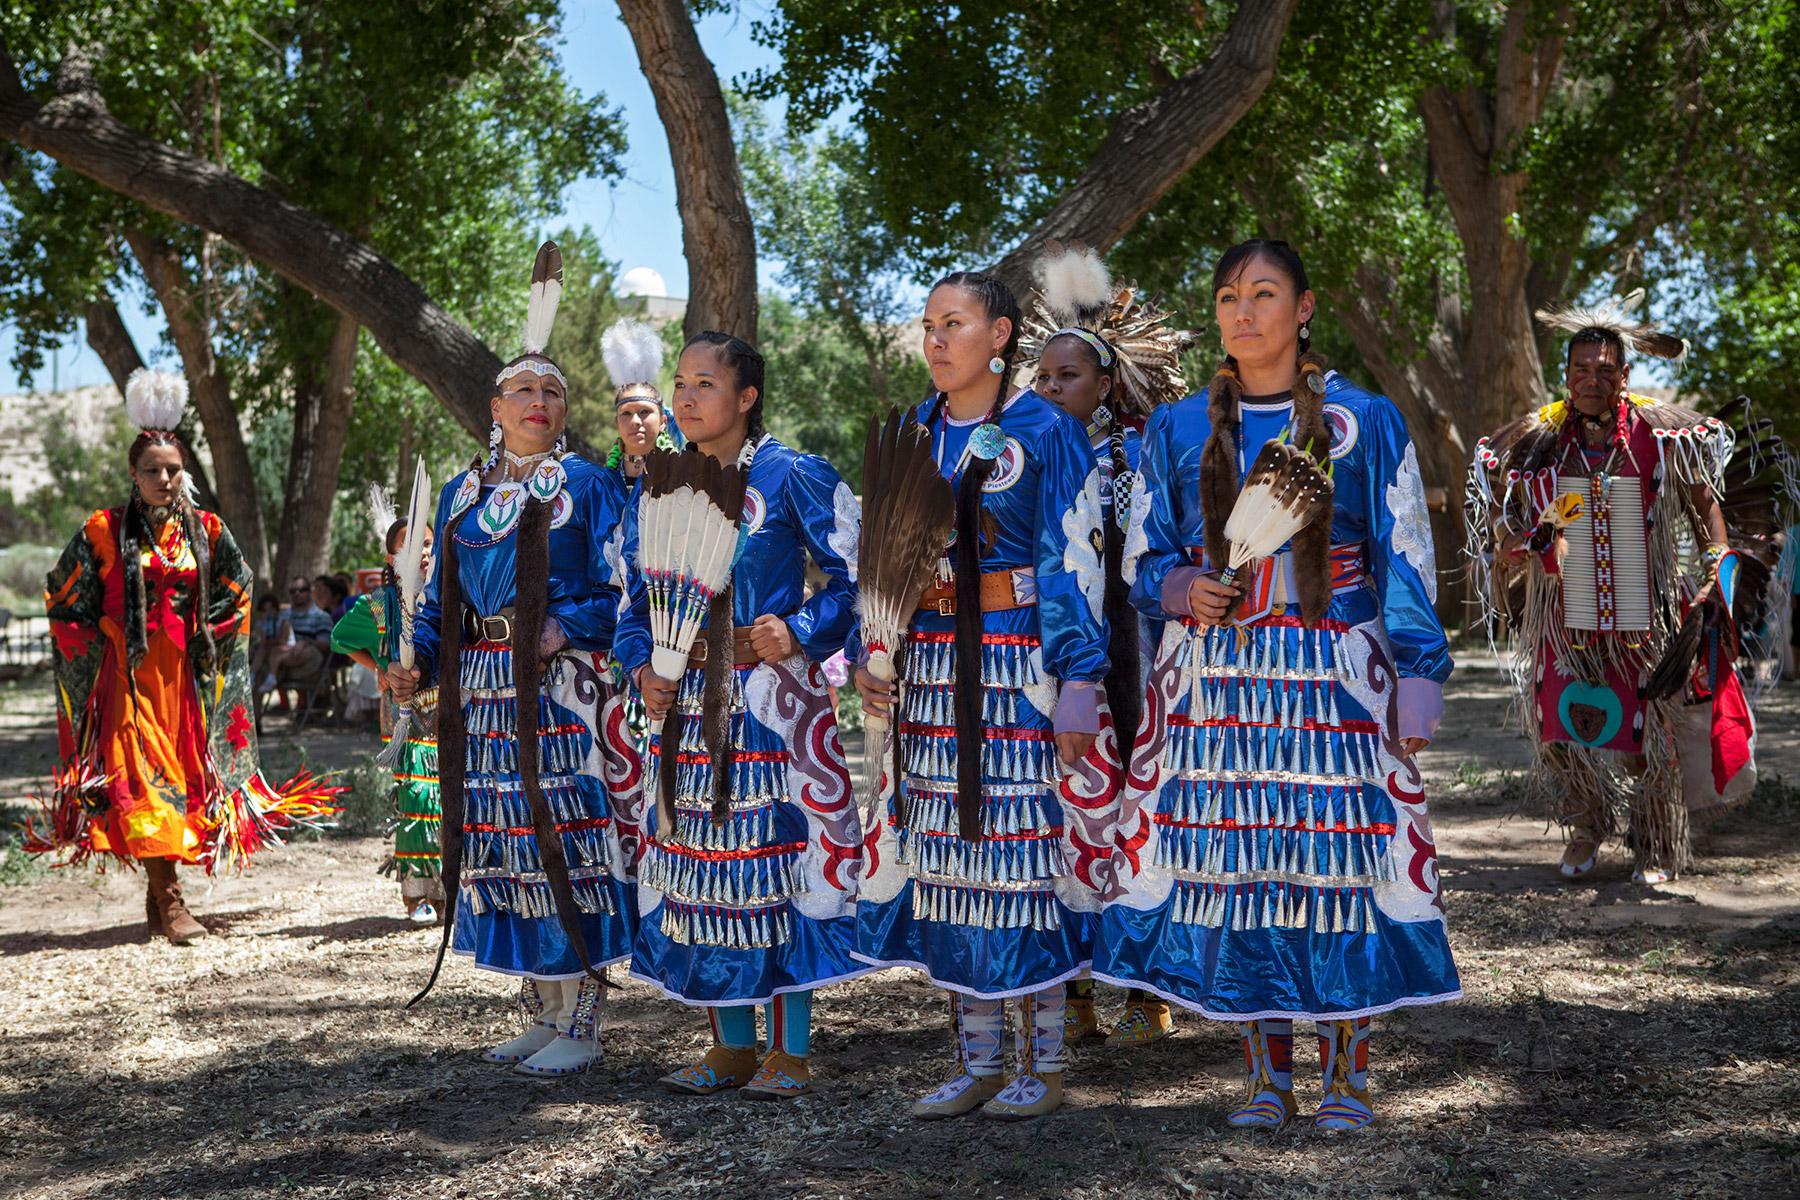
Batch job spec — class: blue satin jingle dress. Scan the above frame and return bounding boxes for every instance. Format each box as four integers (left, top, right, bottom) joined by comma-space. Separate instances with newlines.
852, 390, 1113, 999
412, 453, 642, 981
615, 436, 870, 1006
1091, 375, 1462, 1021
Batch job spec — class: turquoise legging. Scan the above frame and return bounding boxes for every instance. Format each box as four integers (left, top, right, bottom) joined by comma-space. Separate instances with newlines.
709, 990, 812, 1056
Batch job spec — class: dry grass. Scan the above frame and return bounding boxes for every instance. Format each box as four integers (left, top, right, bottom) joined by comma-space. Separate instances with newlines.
0, 677, 1795, 1200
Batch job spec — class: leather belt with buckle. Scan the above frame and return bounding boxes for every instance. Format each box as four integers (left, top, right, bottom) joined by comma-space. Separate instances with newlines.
918, 568, 1036, 616
686, 626, 762, 667
463, 605, 516, 645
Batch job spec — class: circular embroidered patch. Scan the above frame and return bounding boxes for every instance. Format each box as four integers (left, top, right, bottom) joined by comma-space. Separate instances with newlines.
528, 457, 566, 503
982, 437, 1027, 493
467, 481, 525, 544
448, 470, 482, 520
1323, 403, 1360, 461
549, 489, 574, 530
741, 487, 767, 536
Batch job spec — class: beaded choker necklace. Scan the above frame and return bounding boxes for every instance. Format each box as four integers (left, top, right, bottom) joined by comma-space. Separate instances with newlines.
502, 448, 554, 479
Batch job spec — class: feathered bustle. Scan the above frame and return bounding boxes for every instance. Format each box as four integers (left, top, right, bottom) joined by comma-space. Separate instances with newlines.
602, 318, 664, 393
1536, 288, 1688, 363
124, 368, 188, 432
522, 241, 563, 356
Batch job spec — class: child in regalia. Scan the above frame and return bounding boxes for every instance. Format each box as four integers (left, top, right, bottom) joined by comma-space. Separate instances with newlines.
1094, 240, 1460, 1130
389, 243, 641, 1078
1022, 244, 1191, 1049
620, 332, 866, 1100
854, 271, 1111, 1121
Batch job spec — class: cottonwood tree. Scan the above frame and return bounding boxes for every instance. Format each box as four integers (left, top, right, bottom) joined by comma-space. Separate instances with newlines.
0, 2, 621, 581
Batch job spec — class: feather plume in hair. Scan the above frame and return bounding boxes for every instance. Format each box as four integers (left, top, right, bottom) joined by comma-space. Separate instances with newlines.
857, 407, 957, 815
124, 368, 188, 432
522, 241, 563, 356
365, 482, 397, 543
1037, 240, 1112, 329
602, 317, 664, 395
1535, 288, 1688, 362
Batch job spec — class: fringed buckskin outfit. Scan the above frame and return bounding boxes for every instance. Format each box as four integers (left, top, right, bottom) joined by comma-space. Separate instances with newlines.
1468, 394, 1766, 878
853, 387, 1112, 1117
1093, 360, 1459, 1128
616, 434, 866, 1097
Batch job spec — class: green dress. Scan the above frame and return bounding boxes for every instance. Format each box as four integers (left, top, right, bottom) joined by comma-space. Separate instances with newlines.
331, 590, 442, 881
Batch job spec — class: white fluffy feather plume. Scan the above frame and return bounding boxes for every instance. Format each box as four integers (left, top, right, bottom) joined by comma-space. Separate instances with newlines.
124, 368, 188, 433
365, 482, 397, 542
602, 318, 664, 391
1037, 241, 1113, 329
522, 241, 564, 356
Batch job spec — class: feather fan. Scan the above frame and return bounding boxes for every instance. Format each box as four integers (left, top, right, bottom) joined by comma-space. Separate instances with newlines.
857, 408, 956, 807
602, 318, 664, 391
522, 242, 563, 356
124, 368, 188, 432
1216, 440, 1335, 592
376, 457, 435, 769
637, 447, 746, 688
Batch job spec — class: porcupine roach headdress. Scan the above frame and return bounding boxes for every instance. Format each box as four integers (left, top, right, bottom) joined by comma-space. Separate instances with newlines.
1016, 240, 1193, 417
415, 240, 598, 1006
1534, 289, 1689, 365
1018, 241, 1193, 746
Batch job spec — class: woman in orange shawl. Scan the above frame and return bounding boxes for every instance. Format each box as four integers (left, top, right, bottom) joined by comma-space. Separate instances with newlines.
31, 369, 336, 942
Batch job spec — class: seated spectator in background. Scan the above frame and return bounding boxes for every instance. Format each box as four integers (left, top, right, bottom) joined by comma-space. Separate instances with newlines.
259, 575, 334, 710
315, 575, 352, 623
249, 593, 282, 684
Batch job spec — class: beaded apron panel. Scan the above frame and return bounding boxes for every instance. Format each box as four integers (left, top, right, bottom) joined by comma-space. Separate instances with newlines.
1158, 617, 1396, 934
896, 630, 1068, 932
456, 642, 617, 919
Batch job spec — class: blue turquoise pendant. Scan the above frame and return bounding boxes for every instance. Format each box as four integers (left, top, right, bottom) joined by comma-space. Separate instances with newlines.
969, 422, 1006, 460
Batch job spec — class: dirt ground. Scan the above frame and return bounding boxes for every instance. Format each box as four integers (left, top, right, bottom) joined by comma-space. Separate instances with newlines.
0, 664, 1796, 1200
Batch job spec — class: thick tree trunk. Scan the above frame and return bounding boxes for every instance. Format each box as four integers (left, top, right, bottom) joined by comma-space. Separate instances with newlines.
123, 232, 270, 583
81, 294, 141, 390
991, 0, 1299, 294
1416, 0, 1570, 443
0, 41, 494, 445
617, 0, 759, 341
273, 307, 359, 586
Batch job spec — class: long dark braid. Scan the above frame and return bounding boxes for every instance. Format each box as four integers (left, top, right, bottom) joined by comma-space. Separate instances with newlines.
931, 271, 1021, 844
1101, 421, 1140, 761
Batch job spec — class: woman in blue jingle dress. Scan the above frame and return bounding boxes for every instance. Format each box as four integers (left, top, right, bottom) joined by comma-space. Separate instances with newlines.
389, 242, 640, 1080
854, 271, 1111, 1121
1094, 240, 1460, 1130
622, 332, 866, 1101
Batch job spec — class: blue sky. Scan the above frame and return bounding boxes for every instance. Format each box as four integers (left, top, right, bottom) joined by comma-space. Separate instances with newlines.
1, 2, 783, 393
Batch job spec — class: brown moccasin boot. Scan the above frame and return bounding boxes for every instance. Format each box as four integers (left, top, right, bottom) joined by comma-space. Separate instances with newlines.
144, 858, 207, 944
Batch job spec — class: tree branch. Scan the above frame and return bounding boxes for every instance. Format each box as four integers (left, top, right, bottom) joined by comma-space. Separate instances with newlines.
0, 36, 498, 444
991, 0, 1299, 292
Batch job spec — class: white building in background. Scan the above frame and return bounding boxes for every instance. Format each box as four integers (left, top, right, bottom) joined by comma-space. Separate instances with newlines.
616, 266, 686, 323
